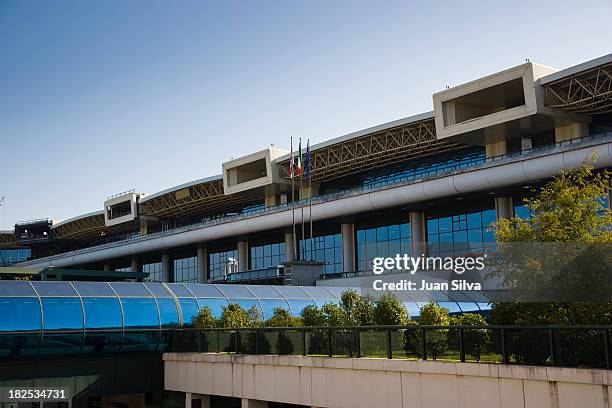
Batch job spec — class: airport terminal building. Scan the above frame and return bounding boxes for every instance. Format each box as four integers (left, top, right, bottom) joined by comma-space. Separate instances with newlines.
3, 54, 612, 291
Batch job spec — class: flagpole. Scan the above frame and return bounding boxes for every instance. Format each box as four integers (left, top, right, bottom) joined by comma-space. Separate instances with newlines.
291, 137, 297, 261
308, 140, 313, 260
299, 138, 305, 261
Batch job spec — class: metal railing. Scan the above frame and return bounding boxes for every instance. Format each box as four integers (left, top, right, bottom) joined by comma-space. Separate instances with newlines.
20, 130, 612, 265
1, 325, 611, 369
170, 325, 612, 369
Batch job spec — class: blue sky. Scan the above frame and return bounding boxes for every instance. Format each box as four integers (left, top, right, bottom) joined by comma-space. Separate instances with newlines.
1, 0, 611, 228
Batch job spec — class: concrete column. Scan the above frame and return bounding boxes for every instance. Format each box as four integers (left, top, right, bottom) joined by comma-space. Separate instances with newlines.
555, 121, 588, 142
301, 182, 320, 199
485, 139, 507, 158
237, 240, 249, 272
103, 264, 112, 272
264, 184, 279, 207
409, 211, 426, 256
484, 127, 507, 158
495, 197, 514, 220
139, 219, 148, 236
130, 258, 140, 273
161, 253, 172, 283
284, 231, 295, 262
341, 223, 355, 273
197, 246, 209, 282
241, 399, 268, 408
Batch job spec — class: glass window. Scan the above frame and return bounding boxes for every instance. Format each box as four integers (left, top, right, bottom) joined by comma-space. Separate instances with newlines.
143, 262, 163, 282
41, 297, 83, 330
165, 283, 194, 298
157, 298, 180, 328
72, 282, 115, 297
174, 256, 198, 283
82, 297, 122, 329
259, 299, 291, 320
299, 233, 343, 274
120, 298, 159, 328
216, 285, 255, 299
356, 222, 411, 273
250, 242, 286, 270
178, 298, 200, 326
185, 283, 225, 298
32, 282, 78, 297
144, 282, 173, 298
288, 299, 316, 317
109, 282, 151, 297
427, 207, 496, 256
0, 297, 41, 331
196, 298, 228, 318
209, 249, 238, 280
0, 281, 36, 296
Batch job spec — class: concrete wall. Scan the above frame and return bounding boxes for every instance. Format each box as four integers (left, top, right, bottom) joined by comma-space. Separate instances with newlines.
164, 353, 612, 408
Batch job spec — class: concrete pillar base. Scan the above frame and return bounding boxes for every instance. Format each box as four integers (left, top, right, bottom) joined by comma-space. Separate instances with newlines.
284, 231, 296, 263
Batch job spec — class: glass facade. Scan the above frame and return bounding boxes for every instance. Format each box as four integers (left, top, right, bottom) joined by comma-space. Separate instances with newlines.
0, 281, 489, 358
0, 248, 31, 266
143, 261, 163, 282
209, 249, 238, 280
173, 256, 197, 283
299, 233, 343, 274
250, 242, 286, 270
357, 222, 411, 272
427, 208, 496, 256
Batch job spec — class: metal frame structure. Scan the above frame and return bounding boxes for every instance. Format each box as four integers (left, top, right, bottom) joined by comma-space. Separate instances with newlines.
52, 213, 106, 240
138, 179, 255, 219
277, 118, 469, 182
544, 61, 612, 114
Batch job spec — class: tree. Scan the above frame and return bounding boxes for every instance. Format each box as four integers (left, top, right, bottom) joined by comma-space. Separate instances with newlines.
340, 290, 375, 326
419, 303, 450, 360
373, 293, 409, 326
454, 313, 489, 361
266, 307, 301, 327
301, 305, 326, 327
322, 303, 345, 326
193, 306, 218, 328
219, 303, 252, 328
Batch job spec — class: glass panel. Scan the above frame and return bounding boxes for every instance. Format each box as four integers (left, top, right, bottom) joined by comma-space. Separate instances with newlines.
196, 298, 228, 318
32, 282, 77, 297
184, 283, 225, 298
120, 298, 159, 328
0, 297, 41, 331
144, 282, 173, 298
216, 285, 255, 299
165, 283, 194, 297
228, 299, 261, 316
157, 298, 180, 328
72, 282, 115, 297
41, 298, 83, 330
288, 299, 316, 317
179, 298, 200, 326
82, 297, 122, 329
437, 302, 462, 314
109, 282, 151, 297
0, 281, 36, 296
245, 285, 283, 299
274, 286, 311, 299
299, 286, 336, 300
259, 299, 291, 320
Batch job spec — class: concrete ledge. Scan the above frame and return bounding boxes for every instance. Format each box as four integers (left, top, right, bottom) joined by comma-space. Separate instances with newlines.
163, 353, 612, 386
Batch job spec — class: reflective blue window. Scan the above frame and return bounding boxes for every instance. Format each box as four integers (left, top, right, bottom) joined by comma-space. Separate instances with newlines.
299, 233, 343, 274
157, 298, 180, 328
109, 282, 151, 297
209, 249, 238, 279
178, 298, 200, 326
427, 208, 496, 256
143, 262, 163, 282
196, 298, 228, 318
174, 256, 197, 283
82, 297, 122, 329
185, 283, 225, 298
144, 282, 173, 297
120, 298, 159, 328
0, 281, 36, 296
41, 298, 83, 330
250, 242, 286, 270
33, 282, 77, 297
228, 299, 262, 316
0, 297, 41, 331
72, 282, 115, 297
259, 299, 291, 320
357, 222, 411, 272
0, 248, 31, 266
166, 283, 194, 298
288, 299, 316, 317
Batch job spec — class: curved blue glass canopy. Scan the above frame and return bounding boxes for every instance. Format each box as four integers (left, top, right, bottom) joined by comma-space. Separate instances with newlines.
0, 281, 490, 358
